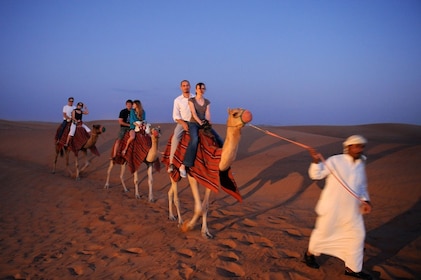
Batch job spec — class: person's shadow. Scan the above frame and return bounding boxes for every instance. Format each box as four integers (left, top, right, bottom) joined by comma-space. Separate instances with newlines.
365, 199, 421, 273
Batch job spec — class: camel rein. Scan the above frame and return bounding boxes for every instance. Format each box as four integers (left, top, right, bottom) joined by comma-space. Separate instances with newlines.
247, 124, 366, 204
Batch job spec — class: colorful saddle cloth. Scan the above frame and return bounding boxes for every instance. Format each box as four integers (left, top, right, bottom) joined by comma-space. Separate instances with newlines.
162, 130, 242, 202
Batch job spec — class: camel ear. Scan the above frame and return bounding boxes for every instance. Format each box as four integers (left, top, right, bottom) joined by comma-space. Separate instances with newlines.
227, 107, 231, 113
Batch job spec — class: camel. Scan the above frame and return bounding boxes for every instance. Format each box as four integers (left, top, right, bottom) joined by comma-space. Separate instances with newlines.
53, 123, 104, 180
162, 108, 252, 238
104, 125, 161, 201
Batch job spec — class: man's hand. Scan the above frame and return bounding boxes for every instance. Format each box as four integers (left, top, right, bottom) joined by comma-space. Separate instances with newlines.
360, 201, 372, 215
308, 148, 320, 163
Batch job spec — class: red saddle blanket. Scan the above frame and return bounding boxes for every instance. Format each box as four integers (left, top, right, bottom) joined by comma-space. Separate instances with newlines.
162, 130, 242, 202
113, 131, 160, 174
55, 123, 99, 156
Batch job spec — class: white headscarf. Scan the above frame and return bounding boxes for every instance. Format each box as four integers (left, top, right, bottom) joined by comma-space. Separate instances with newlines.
343, 135, 367, 154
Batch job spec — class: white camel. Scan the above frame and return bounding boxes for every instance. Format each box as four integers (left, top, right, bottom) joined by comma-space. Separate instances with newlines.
166, 108, 252, 238
53, 124, 104, 180
104, 125, 161, 201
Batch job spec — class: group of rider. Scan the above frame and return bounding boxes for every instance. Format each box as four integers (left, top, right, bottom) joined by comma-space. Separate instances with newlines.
57, 97, 90, 148
108, 80, 221, 178
57, 81, 373, 279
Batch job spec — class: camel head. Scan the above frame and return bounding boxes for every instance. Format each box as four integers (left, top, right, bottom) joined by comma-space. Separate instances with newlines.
226, 108, 253, 127
92, 124, 105, 135
80, 124, 104, 149
149, 126, 161, 139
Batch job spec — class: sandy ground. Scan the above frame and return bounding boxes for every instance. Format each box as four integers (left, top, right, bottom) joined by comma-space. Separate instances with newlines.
0, 119, 420, 280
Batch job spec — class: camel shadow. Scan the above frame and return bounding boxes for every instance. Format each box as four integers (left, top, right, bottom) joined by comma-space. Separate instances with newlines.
364, 199, 421, 271
221, 142, 337, 206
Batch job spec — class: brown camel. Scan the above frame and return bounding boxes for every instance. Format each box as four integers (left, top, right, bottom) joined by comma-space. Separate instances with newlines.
104, 124, 161, 201
162, 108, 252, 238
53, 123, 104, 180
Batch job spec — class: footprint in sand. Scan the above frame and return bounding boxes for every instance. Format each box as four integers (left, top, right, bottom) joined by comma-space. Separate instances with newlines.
218, 251, 240, 262
254, 236, 275, 248
176, 248, 195, 258
216, 262, 245, 278
284, 228, 302, 237
68, 264, 84, 276
242, 218, 258, 227
279, 248, 301, 259
121, 247, 144, 254
219, 239, 237, 249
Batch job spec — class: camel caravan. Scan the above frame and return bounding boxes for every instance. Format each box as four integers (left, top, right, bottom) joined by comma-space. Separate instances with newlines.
52, 104, 252, 238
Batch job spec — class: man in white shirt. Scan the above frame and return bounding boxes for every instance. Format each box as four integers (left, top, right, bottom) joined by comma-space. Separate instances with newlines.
167, 80, 193, 173
57, 97, 76, 141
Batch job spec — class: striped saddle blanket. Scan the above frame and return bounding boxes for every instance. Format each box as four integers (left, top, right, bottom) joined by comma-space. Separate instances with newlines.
113, 130, 160, 174
162, 130, 242, 202
55, 122, 99, 156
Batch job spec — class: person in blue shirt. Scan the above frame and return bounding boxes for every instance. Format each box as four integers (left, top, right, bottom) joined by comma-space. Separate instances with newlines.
122, 99, 146, 155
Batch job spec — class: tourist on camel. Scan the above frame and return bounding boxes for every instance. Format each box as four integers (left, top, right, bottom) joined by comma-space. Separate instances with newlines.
111, 99, 133, 159
57, 97, 75, 143
167, 80, 193, 173
122, 99, 146, 156
64, 102, 91, 147
178, 82, 223, 178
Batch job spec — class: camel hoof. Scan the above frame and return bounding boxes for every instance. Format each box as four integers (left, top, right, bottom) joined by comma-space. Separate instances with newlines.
123, 188, 129, 193
135, 194, 141, 199
203, 231, 214, 239
180, 221, 192, 232
104, 184, 109, 189
148, 197, 155, 203
169, 215, 177, 221
75, 177, 81, 181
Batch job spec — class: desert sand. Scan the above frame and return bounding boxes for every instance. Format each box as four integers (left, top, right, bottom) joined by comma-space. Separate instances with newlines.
0, 119, 420, 280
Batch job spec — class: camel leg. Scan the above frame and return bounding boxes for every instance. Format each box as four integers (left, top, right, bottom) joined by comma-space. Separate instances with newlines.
74, 153, 80, 181
168, 177, 183, 225
104, 161, 129, 192
182, 177, 213, 239
65, 149, 74, 178
133, 170, 141, 199
200, 188, 213, 239
182, 176, 201, 232
104, 160, 114, 189
79, 150, 90, 173
146, 163, 154, 202
120, 164, 129, 193
52, 145, 60, 174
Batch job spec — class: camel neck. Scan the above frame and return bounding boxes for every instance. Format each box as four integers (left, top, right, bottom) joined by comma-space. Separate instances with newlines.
219, 126, 242, 171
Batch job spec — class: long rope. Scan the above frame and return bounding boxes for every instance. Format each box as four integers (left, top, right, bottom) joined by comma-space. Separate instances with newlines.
248, 124, 366, 204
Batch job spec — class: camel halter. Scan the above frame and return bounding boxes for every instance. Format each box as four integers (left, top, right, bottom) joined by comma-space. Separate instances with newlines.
227, 109, 250, 128
248, 124, 367, 204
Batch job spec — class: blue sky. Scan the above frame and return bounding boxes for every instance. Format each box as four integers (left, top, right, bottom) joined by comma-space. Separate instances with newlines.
1, 0, 420, 125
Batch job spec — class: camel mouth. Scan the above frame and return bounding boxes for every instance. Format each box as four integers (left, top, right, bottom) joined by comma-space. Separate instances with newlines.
152, 129, 160, 138
241, 110, 253, 124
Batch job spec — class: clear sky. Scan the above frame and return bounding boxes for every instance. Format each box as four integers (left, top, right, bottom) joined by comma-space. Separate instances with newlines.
1, 0, 420, 125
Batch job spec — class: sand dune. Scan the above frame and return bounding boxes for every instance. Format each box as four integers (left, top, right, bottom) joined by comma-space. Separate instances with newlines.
0, 119, 420, 279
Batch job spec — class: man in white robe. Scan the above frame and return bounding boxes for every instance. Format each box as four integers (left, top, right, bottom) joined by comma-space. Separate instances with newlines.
304, 135, 373, 279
